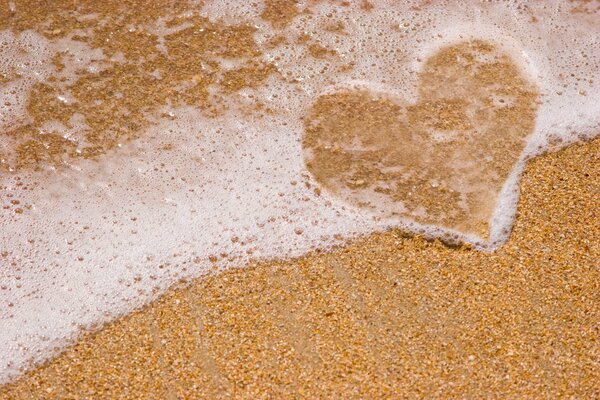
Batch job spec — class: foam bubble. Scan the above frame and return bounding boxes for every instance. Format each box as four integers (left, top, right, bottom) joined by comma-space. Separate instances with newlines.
0, 0, 598, 384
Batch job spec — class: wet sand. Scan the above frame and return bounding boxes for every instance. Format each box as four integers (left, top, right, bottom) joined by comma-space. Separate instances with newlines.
0, 137, 598, 399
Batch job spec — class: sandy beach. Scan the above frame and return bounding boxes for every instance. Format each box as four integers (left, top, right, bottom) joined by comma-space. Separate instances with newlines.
1, 137, 598, 398
1, 1, 599, 398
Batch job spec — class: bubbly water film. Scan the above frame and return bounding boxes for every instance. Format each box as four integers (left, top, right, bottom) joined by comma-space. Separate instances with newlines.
0, 0, 599, 384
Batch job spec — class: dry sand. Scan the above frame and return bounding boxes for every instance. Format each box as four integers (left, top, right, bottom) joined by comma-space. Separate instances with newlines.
0, 137, 598, 399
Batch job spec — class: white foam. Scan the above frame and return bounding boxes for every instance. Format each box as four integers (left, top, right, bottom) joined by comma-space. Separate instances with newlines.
0, 0, 599, 384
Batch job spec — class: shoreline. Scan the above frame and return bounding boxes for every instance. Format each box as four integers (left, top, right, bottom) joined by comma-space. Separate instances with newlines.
1, 137, 598, 399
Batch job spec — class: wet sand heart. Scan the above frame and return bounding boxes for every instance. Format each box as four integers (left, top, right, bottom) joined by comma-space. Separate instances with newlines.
302, 40, 539, 241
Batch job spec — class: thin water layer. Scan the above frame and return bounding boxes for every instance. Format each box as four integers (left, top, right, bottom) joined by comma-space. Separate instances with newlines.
304, 40, 538, 238
0, 0, 599, 385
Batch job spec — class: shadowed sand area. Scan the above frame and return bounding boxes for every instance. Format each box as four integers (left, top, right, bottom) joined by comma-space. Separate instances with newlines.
1, 138, 598, 399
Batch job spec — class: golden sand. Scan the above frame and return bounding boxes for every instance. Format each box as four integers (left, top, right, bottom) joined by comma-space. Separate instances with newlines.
1, 1, 598, 398
0, 138, 598, 399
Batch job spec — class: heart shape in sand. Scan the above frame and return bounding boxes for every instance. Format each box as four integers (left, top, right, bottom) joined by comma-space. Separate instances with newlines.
303, 40, 538, 241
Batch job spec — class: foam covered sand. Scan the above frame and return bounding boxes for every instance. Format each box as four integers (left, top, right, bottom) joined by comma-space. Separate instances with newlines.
0, 0, 599, 385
